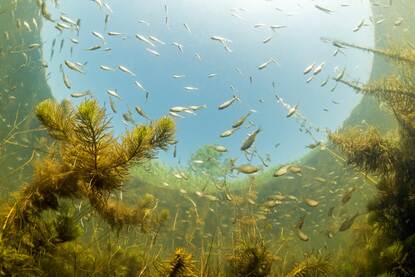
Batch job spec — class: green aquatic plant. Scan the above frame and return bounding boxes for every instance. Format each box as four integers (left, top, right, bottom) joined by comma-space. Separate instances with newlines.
0, 239, 39, 275
0, 98, 175, 275
53, 204, 83, 243
226, 241, 273, 277
286, 251, 332, 277
161, 248, 198, 277
329, 42, 415, 276
40, 240, 146, 277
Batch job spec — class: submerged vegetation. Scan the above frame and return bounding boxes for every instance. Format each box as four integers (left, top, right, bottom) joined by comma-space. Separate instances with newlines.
226, 241, 273, 277
286, 251, 332, 277
0, 99, 175, 275
330, 42, 415, 276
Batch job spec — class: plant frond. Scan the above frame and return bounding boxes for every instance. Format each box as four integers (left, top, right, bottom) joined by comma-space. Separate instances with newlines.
150, 116, 176, 150
35, 99, 74, 140
325, 39, 415, 65
117, 117, 175, 167
338, 78, 415, 101
329, 127, 399, 175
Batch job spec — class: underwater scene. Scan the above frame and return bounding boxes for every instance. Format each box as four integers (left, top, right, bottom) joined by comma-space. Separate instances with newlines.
0, 0, 414, 276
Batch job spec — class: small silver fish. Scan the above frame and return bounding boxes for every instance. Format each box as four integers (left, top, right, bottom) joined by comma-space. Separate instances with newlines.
173, 42, 184, 53
313, 62, 325, 75
334, 68, 346, 81
146, 48, 160, 56
62, 72, 71, 89
100, 65, 114, 71
109, 97, 117, 113
274, 165, 290, 177
240, 128, 260, 151
270, 25, 287, 31
134, 81, 146, 92
56, 22, 71, 30
92, 31, 105, 43
184, 86, 198, 91
64, 60, 83, 73
232, 111, 252, 128
170, 106, 188, 113
85, 45, 101, 51
314, 4, 333, 14
286, 105, 298, 118
71, 90, 91, 98
60, 15, 77, 26
339, 213, 359, 232
353, 19, 365, 32
169, 112, 184, 118
138, 19, 150, 26
303, 63, 315, 74
28, 43, 41, 49
258, 58, 278, 70
188, 105, 207, 111
220, 128, 238, 138
342, 187, 356, 204
210, 36, 232, 45
297, 229, 310, 241
214, 145, 227, 152
136, 34, 155, 47
262, 36, 273, 44
218, 95, 239, 110
23, 21, 32, 32
123, 111, 135, 123
41, 1, 54, 22
107, 31, 125, 36
118, 65, 135, 76
148, 35, 165, 45
233, 164, 260, 174
304, 198, 319, 207
107, 89, 121, 99
135, 105, 149, 120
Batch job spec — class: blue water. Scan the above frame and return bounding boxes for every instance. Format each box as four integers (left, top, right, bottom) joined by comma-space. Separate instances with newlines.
41, 0, 374, 167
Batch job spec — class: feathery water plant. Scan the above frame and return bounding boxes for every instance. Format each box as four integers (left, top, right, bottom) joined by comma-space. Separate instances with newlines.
329, 42, 415, 276
0, 98, 175, 275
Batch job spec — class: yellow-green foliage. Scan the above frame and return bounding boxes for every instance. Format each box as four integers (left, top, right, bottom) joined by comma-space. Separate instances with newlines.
286, 252, 332, 277
329, 127, 399, 174
0, 240, 39, 276
0, 99, 175, 275
330, 43, 415, 276
161, 248, 198, 277
226, 242, 273, 277
41, 241, 145, 277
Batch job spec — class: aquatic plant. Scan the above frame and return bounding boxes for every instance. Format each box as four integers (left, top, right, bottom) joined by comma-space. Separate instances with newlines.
286, 251, 332, 277
0, 240, 38, 275
0, 98, 175, 275
161, 248, 198, 277
226, 241, 273, 277
329, 42, 415, 276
